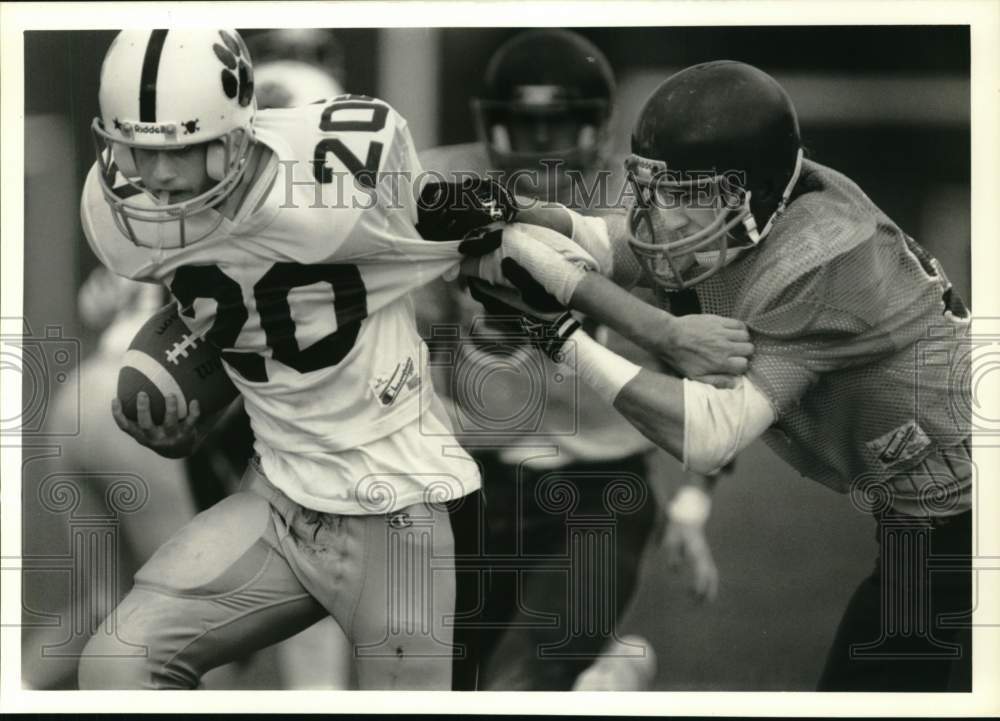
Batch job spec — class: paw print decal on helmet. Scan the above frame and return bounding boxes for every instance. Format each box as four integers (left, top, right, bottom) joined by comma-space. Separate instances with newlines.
212, 30, 254, 107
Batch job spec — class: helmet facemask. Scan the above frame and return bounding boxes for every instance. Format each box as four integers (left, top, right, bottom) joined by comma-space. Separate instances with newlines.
92, 121, 253, 249
625, 148, 803, 290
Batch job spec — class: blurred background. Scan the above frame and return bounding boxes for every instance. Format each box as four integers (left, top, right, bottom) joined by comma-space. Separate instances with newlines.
21, 26, 969, 690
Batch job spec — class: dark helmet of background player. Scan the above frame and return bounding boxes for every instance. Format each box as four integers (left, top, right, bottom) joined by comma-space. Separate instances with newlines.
625, 60, 804, 290
472, 29, 615, 174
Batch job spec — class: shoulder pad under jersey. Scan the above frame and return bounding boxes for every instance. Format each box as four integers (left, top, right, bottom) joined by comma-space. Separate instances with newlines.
735, 161, 880, 325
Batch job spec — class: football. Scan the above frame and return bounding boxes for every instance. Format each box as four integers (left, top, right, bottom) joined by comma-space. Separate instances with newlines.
117, 303, 238, 425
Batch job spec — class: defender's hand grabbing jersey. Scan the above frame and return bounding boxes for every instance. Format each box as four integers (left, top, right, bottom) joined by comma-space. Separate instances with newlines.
419, 142, 660, 461
83, 96, 480, 513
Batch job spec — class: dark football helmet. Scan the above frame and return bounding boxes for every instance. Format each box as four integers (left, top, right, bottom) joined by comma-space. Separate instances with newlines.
625, 60, 804, 290
472, 29, 615, 172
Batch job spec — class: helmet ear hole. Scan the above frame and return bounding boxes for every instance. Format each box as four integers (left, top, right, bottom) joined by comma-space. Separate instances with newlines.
112, 143, 139, 177
205, 141, 227, 182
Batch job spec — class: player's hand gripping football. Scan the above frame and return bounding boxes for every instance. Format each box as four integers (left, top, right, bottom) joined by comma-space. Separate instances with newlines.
111, 392, 204, 459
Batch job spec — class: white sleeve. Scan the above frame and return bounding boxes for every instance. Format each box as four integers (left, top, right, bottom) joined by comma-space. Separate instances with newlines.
682, 376, 776, 475
568, 212, 614, 276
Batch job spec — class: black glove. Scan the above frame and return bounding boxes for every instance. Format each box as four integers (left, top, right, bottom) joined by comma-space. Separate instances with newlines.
457, 227, 569, 313
415, 177, 517, 241
466, 278, 580, 362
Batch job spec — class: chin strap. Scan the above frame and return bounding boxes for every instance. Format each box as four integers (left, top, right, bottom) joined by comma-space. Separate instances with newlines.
744, 147, 804, 243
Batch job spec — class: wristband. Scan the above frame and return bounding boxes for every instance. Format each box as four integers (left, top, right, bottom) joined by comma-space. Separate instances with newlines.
559, 328, 642, 406
668, 485, 712, 526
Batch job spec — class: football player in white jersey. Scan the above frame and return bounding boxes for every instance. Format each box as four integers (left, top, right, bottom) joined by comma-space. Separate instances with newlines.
76, 27, 493, 690
24, 270, 292, 689
462, 61, 972, 691
41, 47, 356, 691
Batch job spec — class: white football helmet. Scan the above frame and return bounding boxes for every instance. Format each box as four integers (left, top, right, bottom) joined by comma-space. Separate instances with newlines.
91, 29, 257, 248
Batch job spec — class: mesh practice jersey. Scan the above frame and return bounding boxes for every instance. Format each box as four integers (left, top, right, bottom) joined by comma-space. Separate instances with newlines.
687, 159, 970, 505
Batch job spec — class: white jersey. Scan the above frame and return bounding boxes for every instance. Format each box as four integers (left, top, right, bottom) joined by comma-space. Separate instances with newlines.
82, 96, 479, 513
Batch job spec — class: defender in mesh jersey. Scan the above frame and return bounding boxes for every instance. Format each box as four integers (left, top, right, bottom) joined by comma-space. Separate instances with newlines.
462, 60, 972, 691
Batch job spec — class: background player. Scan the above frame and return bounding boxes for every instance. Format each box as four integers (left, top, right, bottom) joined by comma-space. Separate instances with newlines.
250, 29, 346, 110
415, 29, 718, 691
462, 60, 973, 691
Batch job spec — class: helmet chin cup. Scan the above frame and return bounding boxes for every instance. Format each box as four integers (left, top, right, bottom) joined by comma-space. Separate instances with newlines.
741, 193, 762, 244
